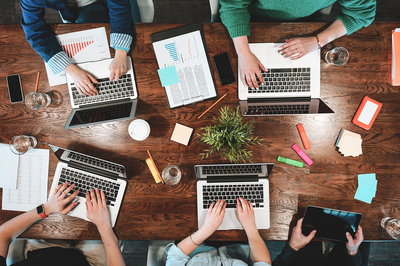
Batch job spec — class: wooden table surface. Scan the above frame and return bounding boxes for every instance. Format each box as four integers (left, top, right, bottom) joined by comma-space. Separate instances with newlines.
0, 22, 399, 241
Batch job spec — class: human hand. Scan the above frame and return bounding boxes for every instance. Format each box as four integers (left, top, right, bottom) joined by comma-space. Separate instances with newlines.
236, 198, 257, 232
109, 49, 128, 81
86, 188, 112, 230
238, 50, 267, 89
200, 200, 226, 236
65, 64, 98, 96
278, 37, 319, 60
44, 182, 79, 216
289, 218, 316, 251
346, 226, 363, 255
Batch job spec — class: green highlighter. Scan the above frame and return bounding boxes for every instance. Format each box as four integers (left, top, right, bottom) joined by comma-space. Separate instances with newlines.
277, 156, 304, 168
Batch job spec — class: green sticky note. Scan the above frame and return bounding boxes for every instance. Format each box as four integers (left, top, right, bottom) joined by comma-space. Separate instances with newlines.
157, 65, 179, 87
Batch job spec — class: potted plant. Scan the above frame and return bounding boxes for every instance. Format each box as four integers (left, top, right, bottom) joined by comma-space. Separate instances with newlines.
197, 106, 263, 163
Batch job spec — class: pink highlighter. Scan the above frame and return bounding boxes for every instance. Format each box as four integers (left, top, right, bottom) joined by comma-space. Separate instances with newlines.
292, 144, 313, 166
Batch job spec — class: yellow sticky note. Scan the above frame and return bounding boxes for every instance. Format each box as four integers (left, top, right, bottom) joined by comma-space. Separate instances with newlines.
146, 158, 161, 183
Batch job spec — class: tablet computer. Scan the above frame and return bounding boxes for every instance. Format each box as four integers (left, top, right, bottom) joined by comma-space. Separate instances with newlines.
302, 205, 363, 242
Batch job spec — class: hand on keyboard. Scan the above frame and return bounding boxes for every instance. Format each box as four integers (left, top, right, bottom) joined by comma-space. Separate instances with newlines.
44, 182, 79, 215
278, 37, 319, 60
65, 64, 98, 96
236, 198, 257, 232
109, 49, 128, 82
233, 36, 267, 89
200, 199, 226, 236
85, 188, 112, 230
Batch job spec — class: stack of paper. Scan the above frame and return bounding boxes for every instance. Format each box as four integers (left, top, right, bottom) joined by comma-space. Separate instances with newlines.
354, 173, 377, 204
335, 129, 362, 157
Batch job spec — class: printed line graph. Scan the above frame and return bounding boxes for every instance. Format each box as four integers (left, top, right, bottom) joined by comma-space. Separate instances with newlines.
61, 36, 94, 58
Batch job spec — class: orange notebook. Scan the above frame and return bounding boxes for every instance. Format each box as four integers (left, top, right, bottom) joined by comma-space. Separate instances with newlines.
352, 96, 382, 130
392, 29, 400, 86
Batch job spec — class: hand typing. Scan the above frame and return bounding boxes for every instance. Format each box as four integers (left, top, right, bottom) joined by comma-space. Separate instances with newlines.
109, 49, 128, 81
44, 182, 79, 216
200, 199, 226, 236
86, 188, 112, 230
278, 37, 319, 60
65, 64, 98, 96
236, 198, 257, 232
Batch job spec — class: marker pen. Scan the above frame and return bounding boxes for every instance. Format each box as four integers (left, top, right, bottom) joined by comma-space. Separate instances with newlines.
297, 124, 311, 150
292, 144, 314, 166
277, 156, 304, 168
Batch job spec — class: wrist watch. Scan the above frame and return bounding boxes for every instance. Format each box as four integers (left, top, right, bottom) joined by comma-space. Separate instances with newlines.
36, 204, 48, 218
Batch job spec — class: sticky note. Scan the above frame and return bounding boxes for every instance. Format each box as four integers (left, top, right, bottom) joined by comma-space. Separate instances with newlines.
354, 173, 377, 204
157, 65, 179, 87
171, 123, 193, 146
146, 158, 162, 183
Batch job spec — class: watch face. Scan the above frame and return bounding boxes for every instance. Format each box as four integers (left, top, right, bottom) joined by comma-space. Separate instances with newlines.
37, 204, 44, 214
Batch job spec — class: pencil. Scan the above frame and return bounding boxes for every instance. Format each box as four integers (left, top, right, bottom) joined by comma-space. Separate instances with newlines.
146, 150, 164, 184
34, 72, 40, 92
197, 93, 227, 119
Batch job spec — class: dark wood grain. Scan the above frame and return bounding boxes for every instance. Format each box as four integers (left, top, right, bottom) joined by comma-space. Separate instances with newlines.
0, 22, 400, 241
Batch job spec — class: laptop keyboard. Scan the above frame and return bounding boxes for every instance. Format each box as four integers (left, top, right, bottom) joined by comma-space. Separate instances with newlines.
202, 183, 265, 209
59, 168, 120, 206
71, 74, 135, 106
244, 104, 310, 115
67, 152, 125, 174
248, 68, 311, 93
201, 164, 263, 175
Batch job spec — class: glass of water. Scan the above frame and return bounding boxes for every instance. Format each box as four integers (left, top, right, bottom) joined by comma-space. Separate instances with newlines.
324, 47, 349, 66
25, 92, 51, 110
9, 135, 38, 155
381, 217, 400, 240
162, 165, 182, 185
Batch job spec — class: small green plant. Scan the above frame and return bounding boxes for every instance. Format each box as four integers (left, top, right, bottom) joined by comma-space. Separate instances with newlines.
197, 106, 263, 163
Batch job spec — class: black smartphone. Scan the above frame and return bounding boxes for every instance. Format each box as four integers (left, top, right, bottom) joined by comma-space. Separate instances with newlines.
213, 52, 236, 86
302, 205, 363, 242
6, 74, 24, 103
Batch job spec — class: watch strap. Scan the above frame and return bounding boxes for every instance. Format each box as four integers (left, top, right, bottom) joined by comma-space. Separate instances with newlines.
36, 204, 48, 218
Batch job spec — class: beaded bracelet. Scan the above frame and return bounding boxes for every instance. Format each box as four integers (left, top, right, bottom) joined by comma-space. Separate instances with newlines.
316, 35, 322, 49
189, 234, 200, 246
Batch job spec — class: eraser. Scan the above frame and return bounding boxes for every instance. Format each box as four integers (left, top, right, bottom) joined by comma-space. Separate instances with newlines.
146, 158, 162, 183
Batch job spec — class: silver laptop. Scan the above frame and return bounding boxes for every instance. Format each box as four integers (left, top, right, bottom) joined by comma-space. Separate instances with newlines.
66, 56, 138, 109
238, 43, 333, 116
195, 163, 274, 230
48, 144, 127, 227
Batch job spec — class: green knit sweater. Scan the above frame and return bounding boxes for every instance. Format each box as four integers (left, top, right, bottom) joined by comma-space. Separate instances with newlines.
220, 0, 376, 38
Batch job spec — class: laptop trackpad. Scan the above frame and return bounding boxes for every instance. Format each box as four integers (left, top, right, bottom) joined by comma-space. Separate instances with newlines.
218, 210, 243, 230
267, 44, 292, 65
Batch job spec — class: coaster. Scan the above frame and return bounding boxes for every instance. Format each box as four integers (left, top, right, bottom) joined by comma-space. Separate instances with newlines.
170, 123, 193, 146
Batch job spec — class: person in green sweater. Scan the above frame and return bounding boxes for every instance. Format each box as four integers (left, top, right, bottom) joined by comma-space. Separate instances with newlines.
219, 0, 376, 89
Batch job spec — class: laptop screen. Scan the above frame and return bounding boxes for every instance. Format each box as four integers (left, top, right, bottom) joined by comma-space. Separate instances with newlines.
64, 99, 137, 129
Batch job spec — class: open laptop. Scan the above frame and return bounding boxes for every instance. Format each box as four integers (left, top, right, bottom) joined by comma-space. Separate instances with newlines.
48, 144, 127, 227
238, 43, 334, 116
64, 56, 138, 129
195, 163, 274, 230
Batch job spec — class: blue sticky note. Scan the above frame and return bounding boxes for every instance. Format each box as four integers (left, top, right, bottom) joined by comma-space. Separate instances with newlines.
157, 65, 179, 87
354, 188, 374, 204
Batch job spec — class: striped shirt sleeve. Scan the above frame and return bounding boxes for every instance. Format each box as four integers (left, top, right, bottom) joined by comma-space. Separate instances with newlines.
47, 51, 72, 75
110, 33, 133, 52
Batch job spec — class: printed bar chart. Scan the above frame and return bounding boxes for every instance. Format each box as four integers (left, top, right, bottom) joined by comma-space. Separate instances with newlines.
61, 37, 94, 58
165, 42, 179, 62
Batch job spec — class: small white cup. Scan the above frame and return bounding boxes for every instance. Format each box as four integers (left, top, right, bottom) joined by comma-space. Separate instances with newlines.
128, 119, 150, 141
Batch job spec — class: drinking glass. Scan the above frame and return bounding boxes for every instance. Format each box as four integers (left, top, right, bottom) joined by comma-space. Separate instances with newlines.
162, 165, 182, 185
9, 135, 38, 155
324, 47, 349, 66
25, 92, 51, 110
381, 217, 400, 240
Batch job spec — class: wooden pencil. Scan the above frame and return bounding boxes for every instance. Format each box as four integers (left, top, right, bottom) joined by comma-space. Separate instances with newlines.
34, 72, 40, 92
197, 93, 227, 119
146, 150, 164, 184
